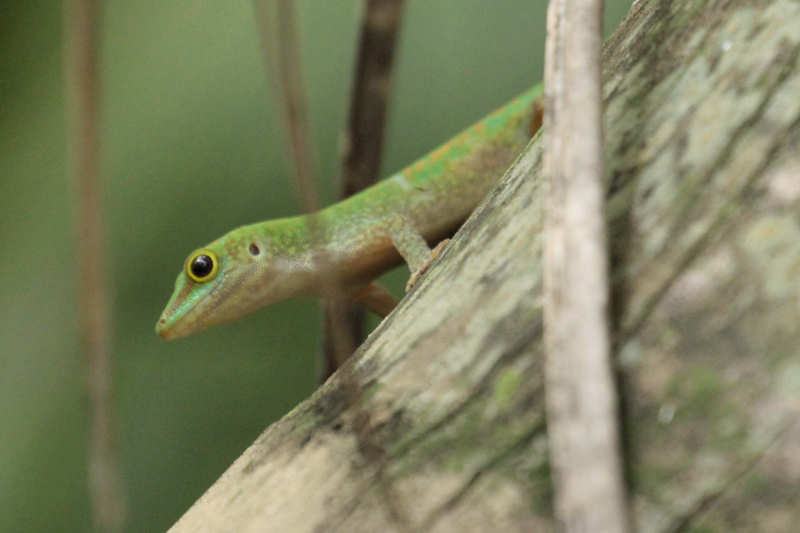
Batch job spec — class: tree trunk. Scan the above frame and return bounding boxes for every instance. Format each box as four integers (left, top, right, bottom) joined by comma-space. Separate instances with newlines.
170, 0, 800, 531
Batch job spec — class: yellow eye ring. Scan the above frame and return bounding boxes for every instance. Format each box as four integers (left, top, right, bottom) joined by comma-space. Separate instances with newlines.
185, 249, 219, 283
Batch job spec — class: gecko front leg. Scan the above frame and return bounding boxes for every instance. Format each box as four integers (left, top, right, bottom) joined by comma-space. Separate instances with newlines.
387, 214, 450, 292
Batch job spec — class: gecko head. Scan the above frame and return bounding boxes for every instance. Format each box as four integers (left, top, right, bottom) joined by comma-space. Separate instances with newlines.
155, 226, 313, 340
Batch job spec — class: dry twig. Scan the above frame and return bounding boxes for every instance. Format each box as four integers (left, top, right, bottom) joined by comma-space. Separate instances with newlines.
65, 0, 126, 530
542, 0, 630, 531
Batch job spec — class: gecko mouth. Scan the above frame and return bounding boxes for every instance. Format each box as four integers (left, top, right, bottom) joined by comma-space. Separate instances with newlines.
155, 275, 221, 341
155, 308, 192, 340
156, 306, 211, 341
155, 315, 179, 340
155, 264, 255, 340
155, 278, 196, 340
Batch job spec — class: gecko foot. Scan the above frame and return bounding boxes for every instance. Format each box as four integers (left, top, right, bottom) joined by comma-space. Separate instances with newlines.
405, 239, 450, 292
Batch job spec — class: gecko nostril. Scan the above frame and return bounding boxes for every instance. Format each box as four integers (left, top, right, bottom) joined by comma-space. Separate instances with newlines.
249, 243, 260, 256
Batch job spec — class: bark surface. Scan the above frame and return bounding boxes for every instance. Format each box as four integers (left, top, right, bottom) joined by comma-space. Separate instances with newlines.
171, 1, 800, 531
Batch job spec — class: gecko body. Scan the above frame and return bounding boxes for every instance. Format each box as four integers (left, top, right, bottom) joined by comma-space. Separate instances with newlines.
157, 85, 543, 340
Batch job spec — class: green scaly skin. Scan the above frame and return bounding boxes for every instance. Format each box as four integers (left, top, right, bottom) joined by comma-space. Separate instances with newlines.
157, 85, 543, 340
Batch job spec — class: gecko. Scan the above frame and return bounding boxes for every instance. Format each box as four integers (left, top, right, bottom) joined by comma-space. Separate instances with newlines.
156, 84, 543, 340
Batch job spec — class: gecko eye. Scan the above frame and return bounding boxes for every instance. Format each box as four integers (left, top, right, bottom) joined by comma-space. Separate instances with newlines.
185, 249, 219, 283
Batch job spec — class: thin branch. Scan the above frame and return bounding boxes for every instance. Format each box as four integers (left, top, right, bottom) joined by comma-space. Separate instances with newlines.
252, 0, 356, 367
254, 0, 319, 215
65, 1, 126, 531
340, 0, 405, 196
322, 0, 406, 379
542, 0, 630, 532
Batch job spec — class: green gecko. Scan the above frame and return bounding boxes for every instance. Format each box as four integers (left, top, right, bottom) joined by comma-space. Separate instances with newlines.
156, 84, 543, 340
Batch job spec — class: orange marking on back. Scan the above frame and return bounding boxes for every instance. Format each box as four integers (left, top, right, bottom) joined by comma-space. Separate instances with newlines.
430, 143, 449, 162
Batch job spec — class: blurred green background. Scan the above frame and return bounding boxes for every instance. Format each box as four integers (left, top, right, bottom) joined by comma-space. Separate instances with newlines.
0, 1, 630, 531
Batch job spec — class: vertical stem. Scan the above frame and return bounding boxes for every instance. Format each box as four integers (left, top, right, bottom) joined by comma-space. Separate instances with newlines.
260, 0, 320, 215
321, 0, 406, 379
340, 0, 406, 196
542, 0, 630, 531
65, 1, 126, 531
253, 0, 355, 364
